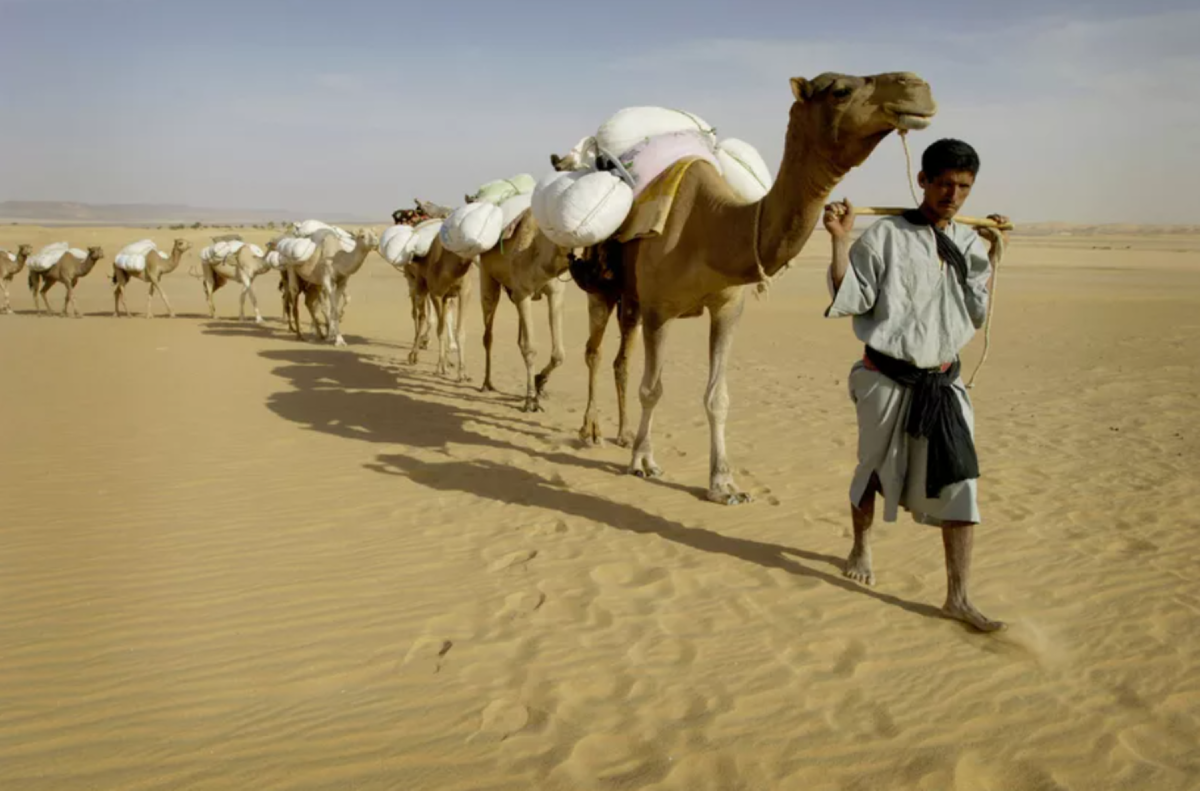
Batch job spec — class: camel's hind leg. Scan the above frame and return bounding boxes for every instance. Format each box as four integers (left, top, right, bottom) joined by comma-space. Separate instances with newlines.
703, 292, 750, 505
479, 270, 502, 393
1, 277, 11, 313
628, 311, 670, 480
38, 279, 56, 316
579, 292, 616, 445
433, 296, 451, 376
203, 268, 217, 318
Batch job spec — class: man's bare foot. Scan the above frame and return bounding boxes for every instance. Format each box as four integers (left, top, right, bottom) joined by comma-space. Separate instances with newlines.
942, 600, 1006, 632
843, 548, 875, 586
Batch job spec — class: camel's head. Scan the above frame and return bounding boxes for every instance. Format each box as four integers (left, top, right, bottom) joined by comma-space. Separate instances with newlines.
88, 245, 104, 261
355, 228, 380, 249
172, 238, 193, 255
550, 136, 597, 172
18, 244, 33, 257
788, 72, 936, 171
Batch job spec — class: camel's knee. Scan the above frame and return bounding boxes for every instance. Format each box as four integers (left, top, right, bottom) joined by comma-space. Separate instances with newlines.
703, 385, 730, 420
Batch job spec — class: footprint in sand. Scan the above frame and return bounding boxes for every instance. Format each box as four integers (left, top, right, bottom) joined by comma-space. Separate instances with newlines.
496, 590, 546, 620
467, 698, 530, 744
401, 637, 454, 674
488, 549, 538, 573
832, 639, 867, 677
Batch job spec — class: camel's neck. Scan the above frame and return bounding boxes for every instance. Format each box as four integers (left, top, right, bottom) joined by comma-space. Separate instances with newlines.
164, 249, 185, 273
80, 255, 100, 275
750, 114, 852, 278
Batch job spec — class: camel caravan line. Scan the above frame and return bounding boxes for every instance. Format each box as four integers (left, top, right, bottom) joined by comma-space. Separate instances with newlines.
2, 71, 1012, 503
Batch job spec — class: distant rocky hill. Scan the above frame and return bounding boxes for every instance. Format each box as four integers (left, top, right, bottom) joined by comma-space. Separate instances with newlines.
0, 201, 378, 226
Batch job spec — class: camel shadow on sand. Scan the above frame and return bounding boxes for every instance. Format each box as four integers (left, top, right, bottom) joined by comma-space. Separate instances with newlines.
260, 346, 948, 625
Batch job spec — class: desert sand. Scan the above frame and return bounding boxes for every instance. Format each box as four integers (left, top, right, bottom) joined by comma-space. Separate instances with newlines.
1, 224, 1198, 790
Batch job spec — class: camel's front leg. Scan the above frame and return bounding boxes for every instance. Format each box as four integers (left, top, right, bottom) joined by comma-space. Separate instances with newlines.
1, 279, 11, 313
242, 273, 263, 324
579, 293, 616, 445
629, 313, 670, 479
144, 279, 156, 319
534, 280, 567, 401
454, 277, 472, 382
433, 296, 451, 376
326, 276, 345, 346
479, 271, 501, 392
614, 298, 643, 448
704, 294, 750, 505
514, 294, 541, 412
153, 276, 176, 318
64, 280, 81, 318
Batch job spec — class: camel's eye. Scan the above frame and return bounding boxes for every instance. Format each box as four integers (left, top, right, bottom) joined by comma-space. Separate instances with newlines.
832, 86, 853, 99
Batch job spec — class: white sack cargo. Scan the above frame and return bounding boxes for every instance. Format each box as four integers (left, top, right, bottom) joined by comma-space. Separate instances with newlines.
115, 239, 166, 273
716, 138, 773, 203
379, 220, 444, 267
293, 219, 355, 252
439, 202, 503, 258
596, 107, 716, 158
379, 225, 415, 266
531, 169, 634, 248
556, 136, 599, 171
199, 239, 262, 265
275, 236, 318, 264
265, 250, 284, 270
472, 174, 537, 205
27, 242, 71, 273
499, 192, 533, 232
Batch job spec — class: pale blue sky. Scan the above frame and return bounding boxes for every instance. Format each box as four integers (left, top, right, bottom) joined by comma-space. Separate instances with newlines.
2, 0, 1197, 223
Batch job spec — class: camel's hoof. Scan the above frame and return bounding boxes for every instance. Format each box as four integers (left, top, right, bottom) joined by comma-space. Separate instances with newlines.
406, 353, 420, 365
707, 490, 753, 506
480, 382, 497, 394
629, 461, 663, 479
578, 420, 602, 446
521, 400, 544, 414
615, 432, 635, 448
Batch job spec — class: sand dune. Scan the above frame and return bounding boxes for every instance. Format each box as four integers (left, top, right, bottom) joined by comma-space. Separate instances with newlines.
1, 225, 1199, 790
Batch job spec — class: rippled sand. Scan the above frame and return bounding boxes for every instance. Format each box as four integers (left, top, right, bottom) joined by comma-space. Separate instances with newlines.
2, 225, 1198, 790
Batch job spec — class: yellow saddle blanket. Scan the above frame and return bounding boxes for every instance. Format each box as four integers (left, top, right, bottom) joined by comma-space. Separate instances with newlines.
615, 157, 708, 243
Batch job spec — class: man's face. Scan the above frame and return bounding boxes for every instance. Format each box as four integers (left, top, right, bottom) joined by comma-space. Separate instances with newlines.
919, 169, 975, 220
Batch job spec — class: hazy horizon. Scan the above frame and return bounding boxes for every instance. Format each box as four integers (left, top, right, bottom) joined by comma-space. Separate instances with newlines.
2, 0, 1197, 225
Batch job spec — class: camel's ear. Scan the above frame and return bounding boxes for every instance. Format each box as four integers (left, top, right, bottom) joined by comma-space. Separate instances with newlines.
790, 77, 812, 102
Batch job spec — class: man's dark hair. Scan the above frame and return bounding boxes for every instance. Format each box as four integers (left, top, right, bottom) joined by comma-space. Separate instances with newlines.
921, 139, 980, 178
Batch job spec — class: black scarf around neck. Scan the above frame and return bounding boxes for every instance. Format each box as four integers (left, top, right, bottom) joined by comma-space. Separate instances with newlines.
903, 209, 968, 287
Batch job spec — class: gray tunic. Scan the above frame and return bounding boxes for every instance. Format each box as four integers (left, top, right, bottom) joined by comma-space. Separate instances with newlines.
826, 216, 992, 526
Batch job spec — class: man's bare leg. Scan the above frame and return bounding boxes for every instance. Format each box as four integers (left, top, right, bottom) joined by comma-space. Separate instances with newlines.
941, 522, 1005, 632
844, 474, 880, 586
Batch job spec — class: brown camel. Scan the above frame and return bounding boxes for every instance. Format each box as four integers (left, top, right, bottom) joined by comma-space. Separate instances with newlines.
405, 236, 473, 381
565, 71, 937, 504
1, 244, 32, 313
202, 241, 277, 323
478, 211, 573, 412
284, 228, 378, 346
113, 239, 192, 318
29, 246, 105, 317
